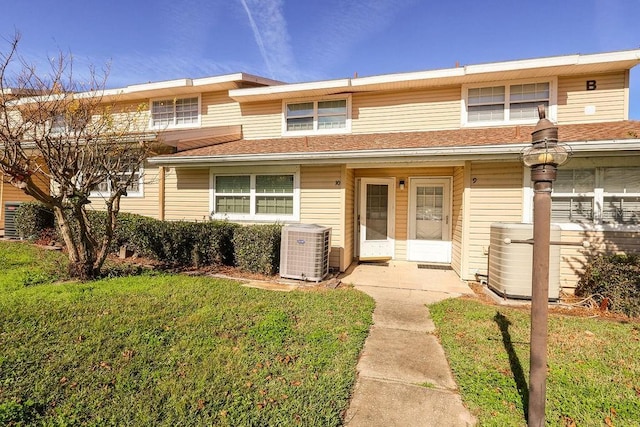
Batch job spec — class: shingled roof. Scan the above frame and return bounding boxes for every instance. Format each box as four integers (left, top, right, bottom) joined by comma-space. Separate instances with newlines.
157, 120, 640, 159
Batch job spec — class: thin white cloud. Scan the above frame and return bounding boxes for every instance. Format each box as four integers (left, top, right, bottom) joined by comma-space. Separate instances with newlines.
237, 0, 297, 81
297, 0, 416, 79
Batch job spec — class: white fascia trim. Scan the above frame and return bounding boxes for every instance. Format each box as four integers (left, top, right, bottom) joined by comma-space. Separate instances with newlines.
463, 49, 640, 75
229, 50, 640, 101
351, 67, 465, 87
192, 73, 283, 88
69, 74, 282, 101
149, 138, 640, 167
229, 79, 351, 99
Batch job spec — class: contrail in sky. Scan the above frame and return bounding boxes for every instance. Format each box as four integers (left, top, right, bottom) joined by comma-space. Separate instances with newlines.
238, 0, 274, 79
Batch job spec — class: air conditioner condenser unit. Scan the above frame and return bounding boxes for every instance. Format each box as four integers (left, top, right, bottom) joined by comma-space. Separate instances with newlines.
280, 224, 331, 282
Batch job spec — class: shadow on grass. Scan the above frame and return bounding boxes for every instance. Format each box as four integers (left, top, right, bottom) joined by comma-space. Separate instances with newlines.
494, 312, 529, 420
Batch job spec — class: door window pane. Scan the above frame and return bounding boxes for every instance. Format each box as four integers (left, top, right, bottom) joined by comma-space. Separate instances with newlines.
366, 184, 388, 241
415, 186, 443, 240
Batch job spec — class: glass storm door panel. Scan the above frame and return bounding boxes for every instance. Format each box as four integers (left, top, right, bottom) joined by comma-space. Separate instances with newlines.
408, 178, 451, 263
359, 178, 395, 259
365, 184, 389, 241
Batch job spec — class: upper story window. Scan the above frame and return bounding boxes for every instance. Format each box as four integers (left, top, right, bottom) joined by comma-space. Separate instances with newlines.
463, 79, 555, 126
283, 97, 350, 135
552, 167, 640, 225
150, 96, 200, 129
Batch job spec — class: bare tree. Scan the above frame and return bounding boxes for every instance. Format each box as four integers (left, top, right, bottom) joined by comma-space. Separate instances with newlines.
0, 33, 155, 279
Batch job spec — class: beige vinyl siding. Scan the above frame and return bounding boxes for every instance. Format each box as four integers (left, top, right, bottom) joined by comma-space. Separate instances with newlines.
351, 87, 461, 133
240, 101, 282, 139
467, 161, 524, 276
354, 167, 454, 260
164, 167, 210, 220
200, 91, 242, 127
300, 165, 344, 269
1, 171, 50, 232
558, 228, 640, 292
557, 72, 627, 123
115, 165, 161, 218
110, 100, 151, 131
343, 167, 355, 270
85, 164, 160, 219
450, 166, 465, 275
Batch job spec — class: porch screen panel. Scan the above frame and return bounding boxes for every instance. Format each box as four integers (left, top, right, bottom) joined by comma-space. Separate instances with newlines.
552, 169, 595, 222
215, 175, 250, 214
415, 186, 443, 240
602, 167, 640, 224
366, 184, 388, 241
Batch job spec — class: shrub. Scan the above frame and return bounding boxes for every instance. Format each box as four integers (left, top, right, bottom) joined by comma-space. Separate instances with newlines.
232, 223, 282, 275
14, 202, 54, 240
576, 253, 640, 317
111, 214, 238, 268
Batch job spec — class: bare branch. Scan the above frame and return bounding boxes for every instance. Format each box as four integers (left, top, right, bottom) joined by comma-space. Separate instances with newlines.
0, 34, 156, 279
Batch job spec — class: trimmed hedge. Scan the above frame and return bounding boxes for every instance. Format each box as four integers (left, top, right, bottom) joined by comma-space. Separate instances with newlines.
232, 223, 283, 275
576, 253, 640, 317
14, 205, 281, 275
14, 202, 54, 240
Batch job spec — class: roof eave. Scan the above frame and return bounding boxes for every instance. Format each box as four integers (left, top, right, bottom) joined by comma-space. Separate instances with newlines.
147, 139, 640, 167
229, 49, 640, 102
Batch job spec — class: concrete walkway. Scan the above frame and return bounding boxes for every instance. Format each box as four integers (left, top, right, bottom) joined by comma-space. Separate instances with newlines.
342, 263, 477, 426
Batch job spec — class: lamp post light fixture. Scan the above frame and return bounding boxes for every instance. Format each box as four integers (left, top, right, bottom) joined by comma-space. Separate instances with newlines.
521, 106, 570, 427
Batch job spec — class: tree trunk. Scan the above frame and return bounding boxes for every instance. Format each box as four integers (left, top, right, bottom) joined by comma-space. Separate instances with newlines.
53, 204, 100, 280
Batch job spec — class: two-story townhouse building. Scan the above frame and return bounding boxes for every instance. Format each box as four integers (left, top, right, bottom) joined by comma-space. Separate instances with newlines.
7, 50, 640, 293
146, 49, 640, 292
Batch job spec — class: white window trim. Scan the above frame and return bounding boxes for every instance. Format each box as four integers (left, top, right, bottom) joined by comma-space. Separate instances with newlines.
89, 167, 145, 199
149, 94, 201, 130
461, 77, 557, 127
545, 166, 640, 226
209, 166, 300, 222
282, 95, 351, 136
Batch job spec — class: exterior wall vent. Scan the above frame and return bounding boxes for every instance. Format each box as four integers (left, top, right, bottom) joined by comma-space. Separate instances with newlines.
488, 222, 561, 301
4, 202, 22, 239
280, 224, 331, 282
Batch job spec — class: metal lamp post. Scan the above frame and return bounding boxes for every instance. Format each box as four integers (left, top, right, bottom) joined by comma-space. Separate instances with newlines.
521, 106, 569, 427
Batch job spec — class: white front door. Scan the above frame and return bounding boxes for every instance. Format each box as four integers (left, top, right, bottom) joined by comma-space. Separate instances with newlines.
407, 178, 452, 263
359, 178, 395, 260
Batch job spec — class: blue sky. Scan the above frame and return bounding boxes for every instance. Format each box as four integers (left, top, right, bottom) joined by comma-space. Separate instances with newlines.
2, 0, 639, 117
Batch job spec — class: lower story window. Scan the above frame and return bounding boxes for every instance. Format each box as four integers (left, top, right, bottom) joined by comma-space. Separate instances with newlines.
90, 168, 144, 198
552, 167, 640, 225
212, 172, 297, 220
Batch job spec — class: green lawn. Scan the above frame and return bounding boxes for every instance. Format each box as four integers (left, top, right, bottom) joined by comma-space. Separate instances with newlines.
430, 297, 640, 426
0, 241, 374, 426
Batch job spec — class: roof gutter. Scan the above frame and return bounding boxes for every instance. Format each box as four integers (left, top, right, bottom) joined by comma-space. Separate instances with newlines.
148, 139, 640, 167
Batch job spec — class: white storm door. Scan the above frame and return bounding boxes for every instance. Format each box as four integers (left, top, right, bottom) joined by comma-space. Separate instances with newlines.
407, 178, 452, 263
359, 178, 395, 260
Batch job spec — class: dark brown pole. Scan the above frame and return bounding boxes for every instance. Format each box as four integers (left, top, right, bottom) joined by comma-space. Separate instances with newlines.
528, 169, 554, 427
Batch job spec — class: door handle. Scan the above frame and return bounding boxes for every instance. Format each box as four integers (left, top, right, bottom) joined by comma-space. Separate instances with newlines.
446, 215, 449, 225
